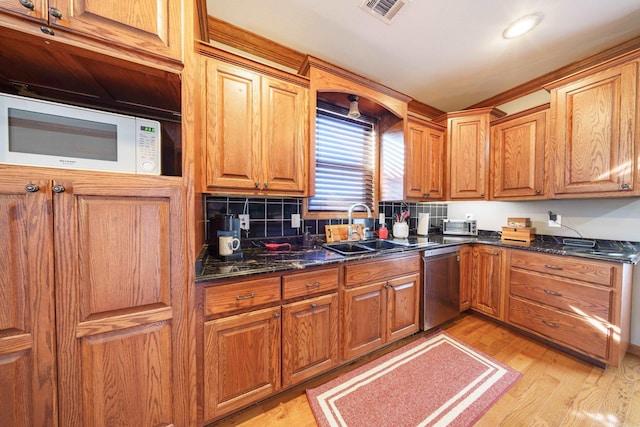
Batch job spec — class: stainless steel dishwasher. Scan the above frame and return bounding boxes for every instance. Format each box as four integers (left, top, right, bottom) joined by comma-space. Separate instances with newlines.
421, 245, 461, 330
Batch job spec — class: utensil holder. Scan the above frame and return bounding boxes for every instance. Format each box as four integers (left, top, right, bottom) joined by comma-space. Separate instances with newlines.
392, 222, 409, 238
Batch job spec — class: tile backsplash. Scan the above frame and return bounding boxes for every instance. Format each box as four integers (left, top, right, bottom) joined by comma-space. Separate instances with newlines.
204, 195, 448, 239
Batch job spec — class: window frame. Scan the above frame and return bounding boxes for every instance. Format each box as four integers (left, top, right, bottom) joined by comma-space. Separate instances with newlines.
303, 102, 380, 220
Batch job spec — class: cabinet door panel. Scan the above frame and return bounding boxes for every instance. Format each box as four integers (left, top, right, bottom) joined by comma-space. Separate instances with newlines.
0, 178, 56, 427
204, 307, 281, 420
424, 127, 445, 199
405, 123, 427, 197
342, 282, 385, 361
78, 322, 174, 426
472, 246, 503, 319
54, 180, 187, 427
48, 0, 182, 60
553, 61, 637, 195
282, 293, 338, 387
386, 273, 420, 341
449, 116, 488, 199
261, 77, 307, 192
492, 109, 546, 198
205, 59, 261, 191
0, 0, 47, 22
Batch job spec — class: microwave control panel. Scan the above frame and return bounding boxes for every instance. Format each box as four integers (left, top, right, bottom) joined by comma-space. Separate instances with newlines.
135, 118, 161, 175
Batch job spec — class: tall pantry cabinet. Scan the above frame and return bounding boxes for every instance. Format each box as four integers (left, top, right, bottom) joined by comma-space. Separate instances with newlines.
0, 169, 189, 427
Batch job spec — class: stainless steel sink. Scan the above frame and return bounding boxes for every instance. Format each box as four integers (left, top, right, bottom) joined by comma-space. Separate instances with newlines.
357, 239, 406, 250
323, 239, 406, 256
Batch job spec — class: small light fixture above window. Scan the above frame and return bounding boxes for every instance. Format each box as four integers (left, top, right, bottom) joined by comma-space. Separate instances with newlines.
503, 13, 543, 39
347, 95, 361, 118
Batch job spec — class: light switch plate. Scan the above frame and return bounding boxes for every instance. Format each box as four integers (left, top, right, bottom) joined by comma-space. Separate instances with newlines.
291, 213, 301, 228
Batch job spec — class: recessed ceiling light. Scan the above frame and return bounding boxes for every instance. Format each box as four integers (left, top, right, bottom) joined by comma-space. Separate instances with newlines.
503, 13, 543, 39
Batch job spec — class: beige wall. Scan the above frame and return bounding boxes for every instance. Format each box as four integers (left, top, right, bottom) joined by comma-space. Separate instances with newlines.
448, 198, 640, 346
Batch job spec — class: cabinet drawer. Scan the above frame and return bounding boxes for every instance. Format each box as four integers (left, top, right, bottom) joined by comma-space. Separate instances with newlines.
205, 277, 281, 316
508, 297, 609, 360
509, 269, 611, 320
345, 253, 420, 287
282, 267, 338, 300
510, 251, 614, 286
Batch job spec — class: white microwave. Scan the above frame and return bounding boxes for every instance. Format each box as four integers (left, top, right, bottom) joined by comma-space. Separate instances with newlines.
0, 93, 161, 175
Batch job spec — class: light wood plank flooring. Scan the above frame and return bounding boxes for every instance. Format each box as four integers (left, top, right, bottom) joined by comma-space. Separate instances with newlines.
208, 314, 640, 426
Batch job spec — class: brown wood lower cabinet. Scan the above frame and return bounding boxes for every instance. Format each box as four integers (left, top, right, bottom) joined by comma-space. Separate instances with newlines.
471, 245, 505, 320
505, 249, 633, 367
342, 254, 421, 362
204, 306, 282, 420
282, 293, 339, 388
0, 168, 191, 427
199, 266, 339, 424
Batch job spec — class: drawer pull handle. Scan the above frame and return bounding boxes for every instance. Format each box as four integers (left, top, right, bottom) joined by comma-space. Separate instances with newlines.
236, 293, 255, 300
544, 264, 562, 270
306, 281, 320, 288
542, 320, 560, 329
543, 289, 562, 297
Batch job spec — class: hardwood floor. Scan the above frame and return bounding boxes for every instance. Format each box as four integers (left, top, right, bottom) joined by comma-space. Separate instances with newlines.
208, 313, 640, 426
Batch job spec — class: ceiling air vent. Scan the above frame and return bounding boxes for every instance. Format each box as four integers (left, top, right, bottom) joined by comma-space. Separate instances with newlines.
360, 0, 406, 23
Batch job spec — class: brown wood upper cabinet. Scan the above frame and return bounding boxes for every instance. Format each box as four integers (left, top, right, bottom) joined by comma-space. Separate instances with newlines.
490, 105, 548, 200
201, 47, 309, 196
0, 168, 190, 426
547, 55, 639, 198
405, 116, 445, 200
438, 108, 505, 200
0, 0, 182, 63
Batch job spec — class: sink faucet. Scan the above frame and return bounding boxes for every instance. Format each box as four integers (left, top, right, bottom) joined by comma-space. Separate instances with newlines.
347, 203, 372, 241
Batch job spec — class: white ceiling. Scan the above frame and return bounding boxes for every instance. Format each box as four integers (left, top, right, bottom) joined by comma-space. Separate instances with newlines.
206, 0, 640, 112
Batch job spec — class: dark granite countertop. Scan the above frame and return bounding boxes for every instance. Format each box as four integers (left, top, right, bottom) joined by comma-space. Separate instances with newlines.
195, 232, 640, 283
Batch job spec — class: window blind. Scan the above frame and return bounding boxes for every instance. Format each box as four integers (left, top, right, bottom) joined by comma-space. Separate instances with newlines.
308, 108, 376, 213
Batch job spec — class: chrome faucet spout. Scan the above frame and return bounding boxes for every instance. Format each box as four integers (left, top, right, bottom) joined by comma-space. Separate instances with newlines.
347, 203, 372, 241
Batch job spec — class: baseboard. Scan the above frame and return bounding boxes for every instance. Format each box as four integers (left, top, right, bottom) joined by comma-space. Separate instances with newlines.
628, 343, 640, 357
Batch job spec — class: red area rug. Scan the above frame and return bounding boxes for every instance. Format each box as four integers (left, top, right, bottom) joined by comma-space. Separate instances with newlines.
306, 332, 520, 427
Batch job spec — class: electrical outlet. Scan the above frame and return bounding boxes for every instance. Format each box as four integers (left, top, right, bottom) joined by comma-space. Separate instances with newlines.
549, 214, 561, 228
239, 214, 250, 230
291, 213, 301, 228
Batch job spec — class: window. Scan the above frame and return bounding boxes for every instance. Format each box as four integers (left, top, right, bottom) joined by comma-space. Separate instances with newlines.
305, 103, 377, 217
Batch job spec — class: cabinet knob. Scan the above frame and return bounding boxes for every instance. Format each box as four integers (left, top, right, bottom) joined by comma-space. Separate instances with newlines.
535, 189, 541, 195
480, 193, 485, 197
254, 182, 260, 188
48, 7, 62, 19
274, 312, 280, 319
310, 303, 317, 309
263, 182, 269, 188
492, 251, 499, 256
40, 26, 54, 35
52, 184, 65, 193
19, 0, 35, 10
621, 183, 631, 190
24, 183, 39, 193
423, 193, 430, 198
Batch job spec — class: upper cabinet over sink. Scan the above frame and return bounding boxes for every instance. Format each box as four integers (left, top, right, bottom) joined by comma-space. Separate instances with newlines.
198, 44, 309, 196
547, 53, 640, 198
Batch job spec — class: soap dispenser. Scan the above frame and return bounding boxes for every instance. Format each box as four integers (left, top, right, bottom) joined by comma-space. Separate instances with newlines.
303, 226, 313, 248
